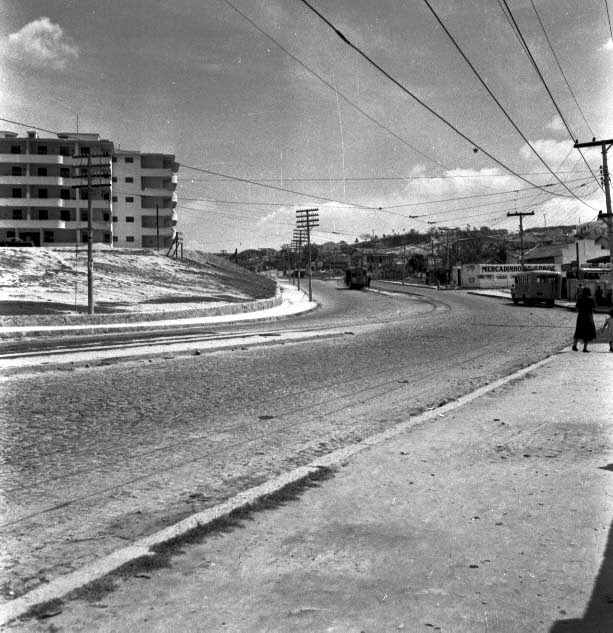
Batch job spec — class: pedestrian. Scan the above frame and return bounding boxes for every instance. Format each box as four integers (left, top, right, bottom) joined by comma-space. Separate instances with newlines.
600, 309, 613, 353
575, 283, 583, 300
572, 287, 596, 353
595, 285, 604, 306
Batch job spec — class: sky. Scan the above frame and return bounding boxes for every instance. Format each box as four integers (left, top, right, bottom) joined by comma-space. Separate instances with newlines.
1, 0, 612, 251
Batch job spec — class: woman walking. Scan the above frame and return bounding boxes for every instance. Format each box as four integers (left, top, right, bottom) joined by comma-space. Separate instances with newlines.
572, 287, 596, 352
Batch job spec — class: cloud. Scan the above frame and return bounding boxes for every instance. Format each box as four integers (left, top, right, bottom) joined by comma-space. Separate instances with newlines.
519, 138, 573, 166
546, 115, 565, 133
1, 17, 79, 69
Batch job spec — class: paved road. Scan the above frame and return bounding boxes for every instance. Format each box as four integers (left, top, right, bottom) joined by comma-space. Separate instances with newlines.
0, 280, 577, 603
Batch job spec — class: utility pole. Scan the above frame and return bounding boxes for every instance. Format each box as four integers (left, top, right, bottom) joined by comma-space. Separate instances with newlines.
574, 138, 613, 272
296, 209, 319, 301
507, 211, 534, 271
292, 229, 304, 291
156, 203, 160, 251
438, 227, 454, 285
72, 149, 111, 314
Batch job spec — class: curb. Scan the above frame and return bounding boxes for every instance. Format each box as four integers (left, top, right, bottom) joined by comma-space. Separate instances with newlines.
0, 351, 558, 626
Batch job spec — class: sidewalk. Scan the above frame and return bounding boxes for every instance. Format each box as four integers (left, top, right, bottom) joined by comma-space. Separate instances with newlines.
5, 345, 613, 631
0, 282, 317, 339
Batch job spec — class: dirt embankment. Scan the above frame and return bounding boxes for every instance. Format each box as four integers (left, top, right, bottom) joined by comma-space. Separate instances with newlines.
0, 246, 277, 318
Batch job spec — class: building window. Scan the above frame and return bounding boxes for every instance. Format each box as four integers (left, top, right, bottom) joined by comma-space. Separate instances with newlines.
112, 196, 117, 202
113, 235, 118, 242
125, 196, 134, 202
80, 147, 90, 156
7, 231, 15, 238
39, 209, 48, 220
37, 145, 48, 155
112, 216, 117, 223
126, 236, 135, 242
12, 209, 22, 220
103, 192, 109, 200
39, 189, 48, 198
104, 233, 111, 244
37, 167, 48, 176
81, 190, 88, 200
80, 168, 88, 177
44, 231, 54, 243
61, 210, 71, 221
59, 146, 70, 156
12, 188, 22, 198
125, 157, 133, 163
81, 211, 88, 221
60, 167, 70, 178
11, 166, 22, 176
112, 156, 117, 163
60, 189, 70, 200
103, 213, 110, 222
126, 216, 134, 222
112, 176, 117, 182
125, 177, 133, 183
10, 145, 21, 154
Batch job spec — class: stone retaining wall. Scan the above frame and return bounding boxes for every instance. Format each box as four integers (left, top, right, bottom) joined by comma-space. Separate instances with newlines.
0, 294, 282, 328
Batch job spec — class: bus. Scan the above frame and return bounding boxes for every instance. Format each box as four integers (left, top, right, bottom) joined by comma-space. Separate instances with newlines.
511, 270, 562, 307
344, 266, 370, 289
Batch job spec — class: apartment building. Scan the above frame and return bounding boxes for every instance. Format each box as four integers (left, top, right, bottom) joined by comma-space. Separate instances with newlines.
111, 149, 178, 249
0, 130, 113, 247
0, 130, 179, 248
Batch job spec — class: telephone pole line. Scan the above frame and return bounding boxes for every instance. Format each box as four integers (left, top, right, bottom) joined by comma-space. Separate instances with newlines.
72, 150, 112, 314
574, 138, 613, 272
296, 208, 319, 301
507, 211, 535, 271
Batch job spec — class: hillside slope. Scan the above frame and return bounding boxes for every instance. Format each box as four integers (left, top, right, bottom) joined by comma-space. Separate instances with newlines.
0, 246, 277, 316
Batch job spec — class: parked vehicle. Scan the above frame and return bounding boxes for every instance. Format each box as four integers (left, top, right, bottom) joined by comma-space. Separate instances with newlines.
0, 237, 34, 247
511, 270, 562, 307
344, 266, 370, 289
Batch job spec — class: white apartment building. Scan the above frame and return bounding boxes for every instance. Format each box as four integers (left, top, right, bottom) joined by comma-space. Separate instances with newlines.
0, 130, 179, 248
0, 130, 113, 246
111, 149, 178, 249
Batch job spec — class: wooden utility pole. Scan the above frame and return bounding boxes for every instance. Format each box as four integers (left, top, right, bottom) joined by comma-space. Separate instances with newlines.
574, 139, 613, 271
507, 211, 534, 271
296, 208, 319, 301
72, 149, 111, 314
292, 229, 304, 291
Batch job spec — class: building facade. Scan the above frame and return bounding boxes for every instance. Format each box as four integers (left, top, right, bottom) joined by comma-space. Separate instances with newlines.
0, 130, 113, 247
0, 130, 178, 249
111, 149, 178, 249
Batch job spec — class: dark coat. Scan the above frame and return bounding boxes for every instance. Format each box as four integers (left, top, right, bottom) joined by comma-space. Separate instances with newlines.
573, 296, 596, 341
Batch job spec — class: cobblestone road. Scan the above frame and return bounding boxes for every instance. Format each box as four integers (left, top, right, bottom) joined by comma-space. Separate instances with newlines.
0, 281, 577, 602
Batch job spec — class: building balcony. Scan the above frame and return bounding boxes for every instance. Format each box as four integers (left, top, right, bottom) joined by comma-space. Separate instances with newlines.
139, 167, 173, 177
0, 218, 66, 229
0, 154, 74, 165
0, 176, 73, 186
140, 188, 177, 198
63, 220, 111, 231
0, 197, 76, 208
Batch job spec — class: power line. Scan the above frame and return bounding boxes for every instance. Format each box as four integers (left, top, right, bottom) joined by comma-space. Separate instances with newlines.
219, 0, 451, 172
528, 0, 595, 138
499, 0, 602, 202
181, 162, 379, 210
605, 0, 613, 43
295, 0, 595, 203
421, 0, 601, 202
